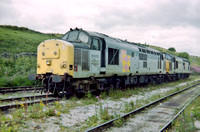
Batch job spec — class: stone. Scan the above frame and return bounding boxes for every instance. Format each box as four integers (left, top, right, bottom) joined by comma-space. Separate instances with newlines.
194, 120, 200, 129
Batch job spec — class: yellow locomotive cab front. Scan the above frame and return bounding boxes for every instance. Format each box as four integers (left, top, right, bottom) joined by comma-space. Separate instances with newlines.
37, 39, 74, 77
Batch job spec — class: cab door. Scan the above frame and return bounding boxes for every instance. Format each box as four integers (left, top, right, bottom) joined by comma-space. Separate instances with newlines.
90, 38, 101, 76
100, 39, 106, 74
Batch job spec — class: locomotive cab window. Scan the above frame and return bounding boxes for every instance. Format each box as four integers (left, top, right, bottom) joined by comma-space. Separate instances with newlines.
78, 32, 89, 43
68, 31, 79, 41
62, 32, 69, 40
61, 31, 89, 44
91, 38, 100, 50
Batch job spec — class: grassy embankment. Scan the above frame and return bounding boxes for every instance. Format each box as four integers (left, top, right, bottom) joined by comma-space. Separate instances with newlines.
0, 25, 200, 87
0, 25, 62, 86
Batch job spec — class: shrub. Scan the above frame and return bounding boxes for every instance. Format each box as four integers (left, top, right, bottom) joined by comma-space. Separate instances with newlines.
168, 47, 176, 52
0, 57, 36, 87
178, 52, 189, 59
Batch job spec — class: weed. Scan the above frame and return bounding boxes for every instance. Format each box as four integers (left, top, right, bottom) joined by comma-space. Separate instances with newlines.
123, 101, 135, 113
99, 105, 111, 121
86, 114, 99, 127
0, 57, 37, 87
45, 108, 56, 116
54, 101, 62, 110
86, 91, 93, 99
113, 118, 124, 127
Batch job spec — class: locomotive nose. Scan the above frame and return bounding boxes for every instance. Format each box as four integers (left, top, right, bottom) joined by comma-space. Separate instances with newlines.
37, 39, 74, 76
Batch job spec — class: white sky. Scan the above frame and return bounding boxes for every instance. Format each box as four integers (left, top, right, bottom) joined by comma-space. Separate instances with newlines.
0, 0, 200, 56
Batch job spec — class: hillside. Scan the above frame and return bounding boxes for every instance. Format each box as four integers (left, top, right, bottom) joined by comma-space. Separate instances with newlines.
0, 25, 63, 87
0, 25, 62, 54
0, 25, 199, 87
1, 25, 200, 67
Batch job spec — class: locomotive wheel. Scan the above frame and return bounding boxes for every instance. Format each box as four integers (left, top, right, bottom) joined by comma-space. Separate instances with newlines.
120, 78, 126, 90
106, 83, 114, 95
76, 83, 85, 98
91, 89, 101, 96
54, 87, 73, 98
76, 91, 85, 98
54, 89, 63, 97
65, 86, 73, 99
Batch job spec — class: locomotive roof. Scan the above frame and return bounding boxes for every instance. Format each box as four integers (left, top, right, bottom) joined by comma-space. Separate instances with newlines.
64, 28, 161, 54
87, 29, 161, 54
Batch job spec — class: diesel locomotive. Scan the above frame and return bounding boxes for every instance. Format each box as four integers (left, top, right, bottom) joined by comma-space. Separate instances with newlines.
30, 28, 191, 97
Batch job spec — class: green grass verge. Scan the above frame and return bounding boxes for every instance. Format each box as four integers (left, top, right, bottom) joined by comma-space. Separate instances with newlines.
170, 96, 200, 132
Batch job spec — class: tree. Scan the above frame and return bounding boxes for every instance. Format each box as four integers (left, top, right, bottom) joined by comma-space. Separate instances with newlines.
178, 52, 189, 59
168, 47, 176, 52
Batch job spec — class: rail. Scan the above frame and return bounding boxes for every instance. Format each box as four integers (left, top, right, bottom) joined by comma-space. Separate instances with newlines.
86, 82, 200, 132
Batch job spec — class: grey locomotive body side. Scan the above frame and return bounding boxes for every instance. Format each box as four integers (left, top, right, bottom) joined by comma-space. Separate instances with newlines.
71, 29, 172, 81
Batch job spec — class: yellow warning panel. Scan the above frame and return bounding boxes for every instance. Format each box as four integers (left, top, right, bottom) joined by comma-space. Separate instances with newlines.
37, 39, 74, 76
123, 54, 130, 72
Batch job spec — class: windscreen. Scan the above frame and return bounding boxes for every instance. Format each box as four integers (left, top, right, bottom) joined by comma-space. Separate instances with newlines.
62, 31, 89, 44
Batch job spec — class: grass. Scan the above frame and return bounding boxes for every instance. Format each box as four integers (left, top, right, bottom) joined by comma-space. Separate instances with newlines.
0, 76, 199, 131
76, 76, 200, 131
101, 75, 200, 101
0, 57, 37, 87
0, 100, 63, 132
0, 25, 63, 87
0, 25, 62, 54
190, 55, 200, 67
170, 96, 200, 131
122, 100, 135, 113
85, 102, 114, 127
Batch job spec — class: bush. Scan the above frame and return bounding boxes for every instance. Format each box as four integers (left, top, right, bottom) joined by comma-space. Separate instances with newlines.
178, 52, 189, 59
0, 76, 13, 87
168, 47, 176, 52
0, 57, 36, 87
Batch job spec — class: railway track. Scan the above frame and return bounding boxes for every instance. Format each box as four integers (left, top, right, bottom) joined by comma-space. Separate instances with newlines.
0, 86, 42, 94
86, 82, 200, 132
0, 94, 57, 111
160, 93, 200, 132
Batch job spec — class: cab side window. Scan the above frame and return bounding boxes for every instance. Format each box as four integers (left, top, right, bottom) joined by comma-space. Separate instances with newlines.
91, 38, 100, 50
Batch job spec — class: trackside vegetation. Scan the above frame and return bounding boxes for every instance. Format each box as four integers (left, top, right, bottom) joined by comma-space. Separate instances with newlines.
170, 96, 200, 131
0, 77, 199, 131
0, 25, 62, 87
0, 57, 36, 86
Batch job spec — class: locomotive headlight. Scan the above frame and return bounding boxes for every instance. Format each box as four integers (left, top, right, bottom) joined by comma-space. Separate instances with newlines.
46, 60, 51, 65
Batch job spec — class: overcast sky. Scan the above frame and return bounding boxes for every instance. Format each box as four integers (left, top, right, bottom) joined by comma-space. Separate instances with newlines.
0, 0, 200, 56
